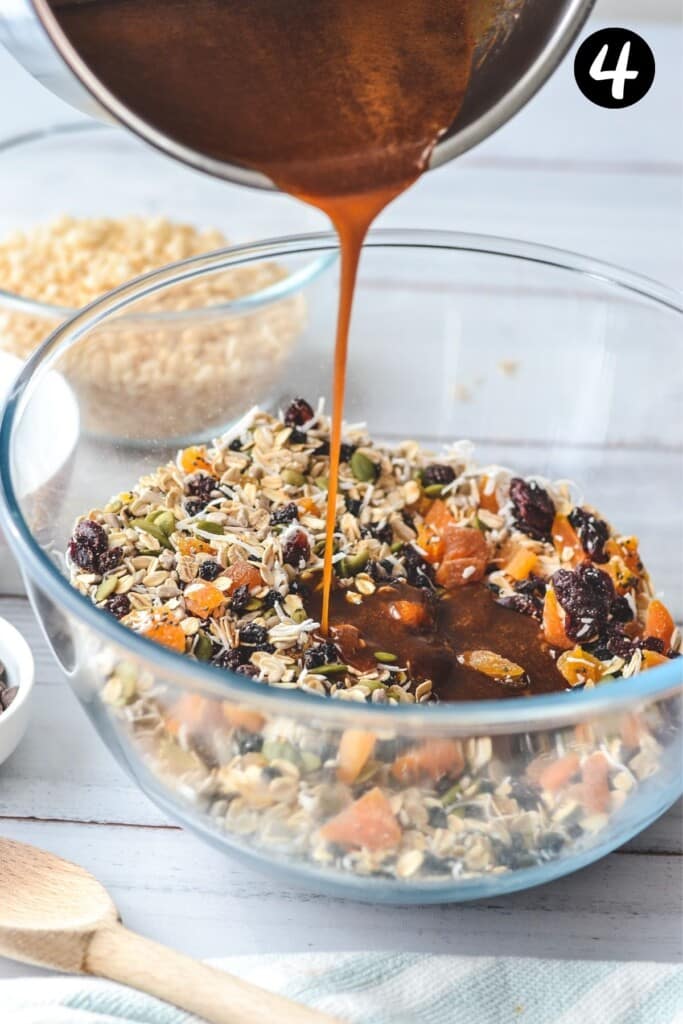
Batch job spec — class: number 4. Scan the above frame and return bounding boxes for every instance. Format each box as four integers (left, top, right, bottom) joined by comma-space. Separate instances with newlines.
589, 42, 639, 101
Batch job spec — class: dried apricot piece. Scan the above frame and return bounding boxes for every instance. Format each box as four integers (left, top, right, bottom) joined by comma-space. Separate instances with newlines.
176, 535, 216, 556
144, 620, 186, 653
504, 547, 538, 581
580, 751, 610, 813
642, 649, 669, 671
435, 525, 488, 588
180, 445, 212, 474
223, 704, 265, 734
415, 524, 444, 565
424, 498, 455, 533
528, 752, 580, 792
389, 600, 430, 629
225, 560, 262, 595
556, 646, 604, 687
645, 599, 675, 649
478, 476, 499, 513
391, 739, 464, 784
551, 515, 583, 565
337, 729, 376, 784
542, 587, 572, 650
320, 787, 401, 851
184, 582, 225, 619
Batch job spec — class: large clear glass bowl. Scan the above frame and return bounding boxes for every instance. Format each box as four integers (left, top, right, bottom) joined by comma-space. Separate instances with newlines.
1, 231, 681, 903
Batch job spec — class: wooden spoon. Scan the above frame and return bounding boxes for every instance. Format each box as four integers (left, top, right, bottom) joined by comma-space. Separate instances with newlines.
0, 837, 341, 1024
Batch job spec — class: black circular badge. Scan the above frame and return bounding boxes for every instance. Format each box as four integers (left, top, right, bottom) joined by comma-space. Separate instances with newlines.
574, 28, 655, 108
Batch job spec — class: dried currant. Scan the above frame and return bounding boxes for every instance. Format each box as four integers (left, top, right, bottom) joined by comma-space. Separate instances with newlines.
104, 594, 131, 619
552, 563, 615, 641
270, 502, 299, 526
339, 443, 356, 462
514, 574, 547, 597
284, 398, 314, 427
509, 477, 555, 541
568, 506, 609, 563
282, 529, 310, 567
186, 473, 217, 506
289, 427, 308, 445
362, 521, 393, 545
422, 464, 456, 488
345, 497, 362, 517
641, 636, 666, 654
314, 439, 330, 457
98, 547, 123, 573
184, 499, 206, 518
198, 560, 223, 582
402, 544, 435, 589
228, 438, 243, 452
230, 584, 251, 616
304, 640, 341, 669
611, 596, 634, 623
262, 588, 284, 608
497, 593, 542, 620
239, 623, 269, 647
213, 647, 248, 670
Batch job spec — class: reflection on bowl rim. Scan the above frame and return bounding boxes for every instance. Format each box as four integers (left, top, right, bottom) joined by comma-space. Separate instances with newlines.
0, 121, 334, 322
1, 229, 682, 731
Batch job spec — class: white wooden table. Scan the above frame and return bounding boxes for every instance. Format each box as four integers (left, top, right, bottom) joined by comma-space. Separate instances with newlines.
1, 16, 682, 980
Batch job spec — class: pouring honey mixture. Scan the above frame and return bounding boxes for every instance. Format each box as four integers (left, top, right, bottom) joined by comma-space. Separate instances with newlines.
57, 1, 679, 700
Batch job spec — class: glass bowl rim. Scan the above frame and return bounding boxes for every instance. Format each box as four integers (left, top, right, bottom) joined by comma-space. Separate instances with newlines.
1, 227, 681, 729
0, 120, 330, 321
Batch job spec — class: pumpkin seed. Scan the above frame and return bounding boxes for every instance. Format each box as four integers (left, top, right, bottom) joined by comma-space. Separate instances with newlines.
337, 549, 368, 577
300, 750, 322, 774
195, 520, 224, 536
316, 476, 329, 491
130, 517, 172, 549
440, 784, 463, 808
95, 575, 119, 603
262, 738, 298, 764
423, 483, 444, 498
291, 607, 307, 624
281, 468, 304, 488
154, 510, 177, 537
194, 632, 213, 661
374, 650, 397, 663
307, 662, 348, 676
350, 450, 377, 482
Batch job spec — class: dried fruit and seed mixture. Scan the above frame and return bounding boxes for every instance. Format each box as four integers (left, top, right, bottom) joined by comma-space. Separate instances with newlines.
67, 400, 681, 882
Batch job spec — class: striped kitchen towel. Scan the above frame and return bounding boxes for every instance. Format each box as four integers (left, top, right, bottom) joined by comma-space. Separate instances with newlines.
3, 952, 682, 1024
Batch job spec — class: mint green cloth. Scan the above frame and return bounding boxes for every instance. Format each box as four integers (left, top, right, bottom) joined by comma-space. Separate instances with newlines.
3, 953, 682, 1023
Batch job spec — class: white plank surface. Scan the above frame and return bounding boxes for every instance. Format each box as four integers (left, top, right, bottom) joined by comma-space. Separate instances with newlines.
0, 12, 681, 991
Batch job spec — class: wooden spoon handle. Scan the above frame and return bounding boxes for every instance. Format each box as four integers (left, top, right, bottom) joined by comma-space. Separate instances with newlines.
86, 923, 341, 1024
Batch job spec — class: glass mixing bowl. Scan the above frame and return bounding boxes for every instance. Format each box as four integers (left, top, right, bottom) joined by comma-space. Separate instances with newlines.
1, 231, 681, 902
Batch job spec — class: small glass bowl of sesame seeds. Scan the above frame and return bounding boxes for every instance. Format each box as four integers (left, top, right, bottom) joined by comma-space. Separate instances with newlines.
1, 231, 681, 902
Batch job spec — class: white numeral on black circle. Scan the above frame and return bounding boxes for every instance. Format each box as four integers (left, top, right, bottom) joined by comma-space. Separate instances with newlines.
589, 41, 639, 101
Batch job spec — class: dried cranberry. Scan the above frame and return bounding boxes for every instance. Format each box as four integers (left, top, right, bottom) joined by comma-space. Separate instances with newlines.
68, 540, 99, 572
497, 593, 542, 620
98, 547, 123, 573
104, 593, 131, 619
603, 629, 636, 660
339, 443, 356, 462
422, 464, 456, 488
362, 521, 393, 545
239, 623, 269, 647
402, 544, 435, 589
509, 478, 555, 541
284, 398, 314, 427
282, 529, 310, 567
641, 636, 666, 654
214, 647, 248, 670
263, 588, 284, 608
568, 507, 609, 563
186, 474, 216, 505
611, 596, 634, 623
304, 640, 341, 669
270, 502, 299, 526
289, 578, 310, 598
230, 584, 251, 616
553, 564, 615, 642
514, 574, 547, 597
289, 427, 308, 445
198, 560, 222, 582
74, 520, 108, 554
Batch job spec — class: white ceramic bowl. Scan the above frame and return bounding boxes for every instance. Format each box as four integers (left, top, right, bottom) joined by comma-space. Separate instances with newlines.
0, 616, 35, 766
